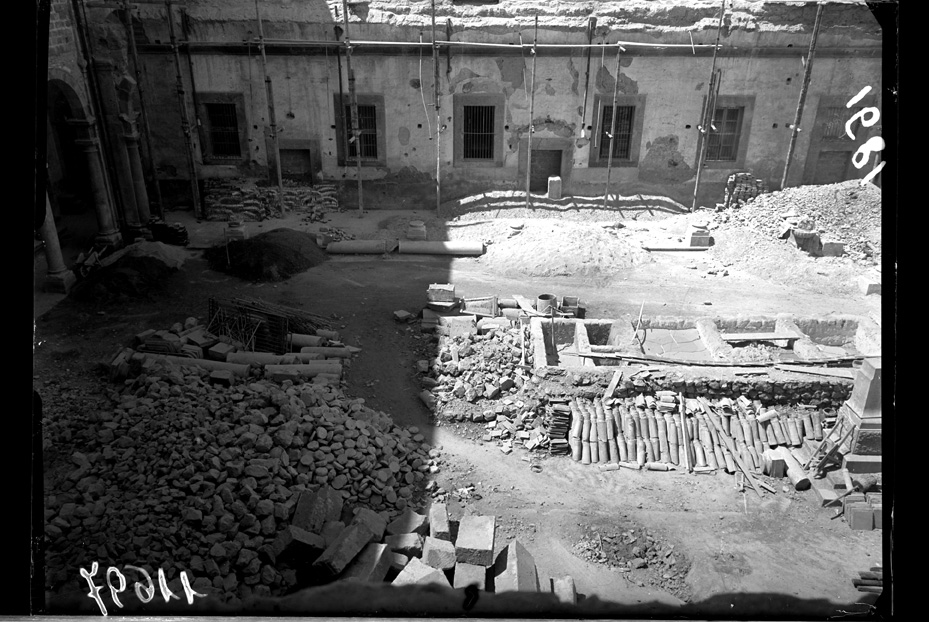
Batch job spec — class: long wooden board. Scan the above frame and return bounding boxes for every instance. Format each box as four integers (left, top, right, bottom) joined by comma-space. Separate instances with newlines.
698, 397, 765, 499
774, 364, 855, 379
721, 332, 802, 342
512, 294, 547, 316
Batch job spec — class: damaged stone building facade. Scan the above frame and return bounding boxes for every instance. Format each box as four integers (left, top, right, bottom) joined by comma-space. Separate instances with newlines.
43, 0, 883, 232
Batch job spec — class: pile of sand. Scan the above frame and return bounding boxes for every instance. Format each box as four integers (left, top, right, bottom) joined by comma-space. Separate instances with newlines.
204, 228, 328, 281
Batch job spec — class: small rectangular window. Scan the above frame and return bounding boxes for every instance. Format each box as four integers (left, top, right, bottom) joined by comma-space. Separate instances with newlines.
821, 106, 852, 141
204, 103, 241, 158
345, 104, 378, 160
463, 105, 495, 160
598, 105, 635, 160
706, 106, 744, 162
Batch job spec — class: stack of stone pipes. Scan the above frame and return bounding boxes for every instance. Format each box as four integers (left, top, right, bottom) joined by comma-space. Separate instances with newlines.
225, 330, 351, 382
712, 396, 823, 471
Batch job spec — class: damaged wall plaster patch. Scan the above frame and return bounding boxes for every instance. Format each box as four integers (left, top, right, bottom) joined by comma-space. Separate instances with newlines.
639, 135, 694, 184
398, 127, 410, 146
595, 65, 638, 95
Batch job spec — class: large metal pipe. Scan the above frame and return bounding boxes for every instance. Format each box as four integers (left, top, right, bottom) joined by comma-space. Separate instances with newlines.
524, 16, 538, 209
341, 0, 363, 215
691, 0, 727, 212
122, 0, 164, 219
602, 44, 623, 210
398, 240, 485, 256
165, 0, 202, 218
781, 3, 825, 189
254, 0, 285, 214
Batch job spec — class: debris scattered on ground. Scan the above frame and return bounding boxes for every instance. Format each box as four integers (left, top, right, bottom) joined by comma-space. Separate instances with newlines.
204, 228, 328, 282
71, 247, 181, 302
723, 172, 769, 209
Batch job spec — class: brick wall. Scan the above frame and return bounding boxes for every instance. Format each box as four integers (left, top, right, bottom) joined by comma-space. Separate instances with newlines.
48, 0, 75, 60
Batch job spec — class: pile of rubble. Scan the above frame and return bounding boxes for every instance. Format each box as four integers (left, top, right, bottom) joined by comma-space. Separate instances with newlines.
203, 178, 339, 222
717, 179, 881, 264
44, 324, 441, 605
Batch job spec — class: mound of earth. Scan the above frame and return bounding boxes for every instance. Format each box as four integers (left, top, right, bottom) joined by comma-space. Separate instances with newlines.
70, 255, 177, 302
204, 228, 328, 281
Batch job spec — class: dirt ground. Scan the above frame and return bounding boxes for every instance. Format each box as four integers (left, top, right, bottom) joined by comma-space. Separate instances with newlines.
33, 191, 884, 617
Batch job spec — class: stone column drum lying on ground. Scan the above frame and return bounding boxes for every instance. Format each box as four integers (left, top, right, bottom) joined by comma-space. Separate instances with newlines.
392, 557, 452, 588
455, 515, 496, 567
493, 539, 539, 592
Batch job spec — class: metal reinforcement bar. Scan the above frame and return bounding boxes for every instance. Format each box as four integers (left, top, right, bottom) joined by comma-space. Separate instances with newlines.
781, 3, 825, 189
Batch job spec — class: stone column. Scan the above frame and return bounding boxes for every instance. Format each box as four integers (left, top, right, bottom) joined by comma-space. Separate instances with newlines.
93, 59, 148, 238
38, 192, 76, 294
120, 113, 152, 225
68, 117, 122, 247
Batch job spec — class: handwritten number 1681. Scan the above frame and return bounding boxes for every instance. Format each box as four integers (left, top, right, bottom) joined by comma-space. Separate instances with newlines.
845, 85, 885, 185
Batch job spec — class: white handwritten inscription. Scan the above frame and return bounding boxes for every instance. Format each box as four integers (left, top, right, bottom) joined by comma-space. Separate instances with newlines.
844, 85, 885, 185
79, 561, 207, 616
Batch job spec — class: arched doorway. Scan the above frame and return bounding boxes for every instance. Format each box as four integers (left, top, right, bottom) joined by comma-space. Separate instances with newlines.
47, 79, 93, 216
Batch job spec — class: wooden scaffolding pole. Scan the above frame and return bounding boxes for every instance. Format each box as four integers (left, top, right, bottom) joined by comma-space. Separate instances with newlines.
690, 0, 727, 213
432, 0, 441, 212
341, 0, 363, 215
524, 15, 538, 209
781, 3, 825, 190
254, 0, 285, 214
602, 44, 623, 210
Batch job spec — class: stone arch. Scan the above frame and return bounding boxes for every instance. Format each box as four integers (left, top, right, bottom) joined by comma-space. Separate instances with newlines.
47, 78, 93, 216
46, 72, 89, 120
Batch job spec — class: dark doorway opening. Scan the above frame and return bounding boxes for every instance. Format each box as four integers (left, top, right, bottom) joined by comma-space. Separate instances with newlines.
529, 149, 562, 192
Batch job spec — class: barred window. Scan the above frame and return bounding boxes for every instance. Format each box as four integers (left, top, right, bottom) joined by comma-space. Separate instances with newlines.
204, 103, 241, 158
705, 106, 744, 162
598, 105, 635, 160
821, 106, 853, 141
462, 105, 495, 160
345, 104, 378, 160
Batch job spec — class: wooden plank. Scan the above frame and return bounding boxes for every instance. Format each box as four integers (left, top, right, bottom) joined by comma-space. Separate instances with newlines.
603, 371, 623, 400
721, 332, 802, 342
697, 398, 765, 498
774, 364, 855, 379
641, 246, 709, 252
512, 294, 546, 316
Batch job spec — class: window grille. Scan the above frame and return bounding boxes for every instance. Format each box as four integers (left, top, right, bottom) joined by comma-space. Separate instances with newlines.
345, 104, 378, 159
205, 103, 241, 158
599, 105, 635, 160
462, 105, 496, 159
706, 106, 744, 161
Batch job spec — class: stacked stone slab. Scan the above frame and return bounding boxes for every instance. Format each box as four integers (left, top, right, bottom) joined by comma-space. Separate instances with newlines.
493, 539, 540, 592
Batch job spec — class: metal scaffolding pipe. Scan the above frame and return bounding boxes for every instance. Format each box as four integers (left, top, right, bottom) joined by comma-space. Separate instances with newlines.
602, 44, 623, 210
781, 3, 825, 190
122, 0, 164, 219
524, 16, 538, 209
165, 0, 202, 218
579, 17, 597, 139
341, 0, 364, 215
690, 0, 727, 213
254, 0, 286, 214
180, 39, 721, 51
432, 0, 441, 212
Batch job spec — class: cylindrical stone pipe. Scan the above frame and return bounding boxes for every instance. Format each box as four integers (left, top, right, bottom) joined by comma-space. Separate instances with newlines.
664, 413, 679, 463
636, 438, 647, 467
288, 333, 328, 349
637, 409, 648, 440
811, 411, 823, 441
296, 346, 353, 359
755, 418, 769, 444
657, 416, 670, 463
721, 447, 736, 473
691, 439, 706, 467
625, 411, 636, 442
570, 437, 582, 462
731, 418, 745, 443
645, 462, 672, 472
786, 417, 803, 446
719, 412, 730, 436
770, 419, 788, 445
774, 446, 811, 490
581, 412, 592, 465
315, 329, 341, 341
139, 353, 250, 376
748, 415, 760, 442
589, 412, 600, 464
754, 438, 765, 456
644, 436, 656, 463
740, 419, 754, 446
647, 409, 659, 439
712, 443, 726, 471
608, 436, 620, 464
611, 404, 622, 435
801, 413, 815, 440
747, 445, 761, 470
763, 421, 778, 448
625, 437, 636, 463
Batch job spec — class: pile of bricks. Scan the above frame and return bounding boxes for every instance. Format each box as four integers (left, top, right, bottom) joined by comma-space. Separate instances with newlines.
203, 178, 339, 222
724, 172, 768, 209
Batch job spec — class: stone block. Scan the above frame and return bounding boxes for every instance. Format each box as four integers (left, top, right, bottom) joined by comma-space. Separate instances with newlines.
428, 503, 451, 541
851, 427, 882, 455
393, 310, 413, 322
547, 176, 562, 200
689, 233, 712, 248
293, 486, 344, 534
389, 552, 410, 572
321, 521, 345, 547
427, 284, 456, 303
857, 274, 881, 295
351, 507, 387, 542
313, 523, 376, 575
848, 357, 881, 418
271, 526, 326, 563
342, 543, 392, 583
385, 533, 424, 558
186, 329, 220, 350
872, 504, 883, 529
455, 515, 495, 567
209, 370, 235, 387
844, 453, 881, 474
552, 576, 577, 604
207, 342, 236, 362
843, 493, 867, 514
847, 502, 874, 531
386, 509, 428, 536
133, 329, 157, 347
498, 377, 515, 392
392, 557, 451, 588
820, 239, 845, 257
493, 539, 539, 592
453, 563, 487, 590
422, 536, 457, 571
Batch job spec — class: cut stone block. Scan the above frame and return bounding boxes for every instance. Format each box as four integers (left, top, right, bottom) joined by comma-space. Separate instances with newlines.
389, 552, 410, 572
385, 533, 424, 558
847, 502, 874, 531
455, 515, 495, 567
820, 239, 845, 256
271, 526, 327, 563
848, 357, 881, 418
857, 274, 881, 295
392, 557, 451, 588
313, 523, 376, 576
209, 369, 235, 387
351, 507, 387, 542
428, 503, 451, 541
851, 427, 882, 455
844, 453, 881, 474
207, 342, 236, 362
493, 539, 539, 592
386, 508, 428, 536
552, 576, 577, 604
342, 543, 392, 583
293, 486, 343, 533
321, 521, 345, 547
393, 310, 413, 322
422, 536, 457, 571
872, 504, 883, 529
453, 563, 487, 590
547, 176, 562, 200
427, 284, 456, 303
